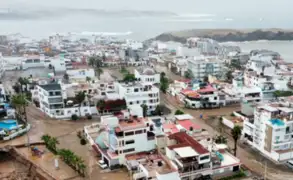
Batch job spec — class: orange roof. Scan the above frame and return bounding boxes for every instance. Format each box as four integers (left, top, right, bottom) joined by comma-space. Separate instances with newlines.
163, 123, 179, 134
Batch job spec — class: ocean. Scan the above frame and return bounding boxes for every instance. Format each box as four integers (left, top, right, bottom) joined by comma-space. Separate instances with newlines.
1, 2, 293, 60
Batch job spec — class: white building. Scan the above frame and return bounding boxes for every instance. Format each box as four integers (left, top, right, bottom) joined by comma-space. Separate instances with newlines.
66, 68, 95, 82
187, 57, 224, 80
134, 67, 160, 85
94, 113, 164, 166
36, 83, 96, 119
115, 82, 160, 114
21, 55, 46, 70
242, 99, 293, 163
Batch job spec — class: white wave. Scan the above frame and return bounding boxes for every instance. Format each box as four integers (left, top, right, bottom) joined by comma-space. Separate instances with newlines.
164, 18, 215, 22
53, 31, 133, 36
225, 18, 234, 21
177, 13, 216, 18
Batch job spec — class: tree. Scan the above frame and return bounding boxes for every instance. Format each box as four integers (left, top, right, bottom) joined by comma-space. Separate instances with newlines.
273, 90, 293, 98
18, 77, 29, 92
75, 91, 86, 117
203, 76, 209, 83
120, 67, 129, 74
141, 104, 148, 117
214, 135, 227, 144
88, 56, 104, 79
11, 94, 28, 122
226, 70, 233, 82
95, 68, 104, 80
160, 72, 166, 81
231, 125, 242, 156
153, 105, 164, 116
184, 70, 194, 79
86, 76, 91, 83
63, 73, 69, 83
123, 73, 136, 82
175, 109, 185, 115
41, 134, 59, 154
96, 100, 105, 110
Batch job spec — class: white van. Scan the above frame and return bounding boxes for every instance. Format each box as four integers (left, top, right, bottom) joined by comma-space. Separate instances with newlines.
98, 160, 108, 169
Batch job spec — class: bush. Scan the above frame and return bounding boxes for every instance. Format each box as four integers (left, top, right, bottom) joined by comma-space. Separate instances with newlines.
71, 114, 79, 121
175, 110, 185, 115
219, 170, 246, 180
80, 138, 87, 145
87, 115, 92, 120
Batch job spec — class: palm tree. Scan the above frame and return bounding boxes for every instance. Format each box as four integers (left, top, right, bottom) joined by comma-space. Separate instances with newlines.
11, 94, 28, 122
88, 56, 96, 67
41, 134, 51, 145
75, 91, 86, 117
18, 77, 29, 92
95, 67, 103, 80
141, 104, 148, 117
231, 125, 242, 156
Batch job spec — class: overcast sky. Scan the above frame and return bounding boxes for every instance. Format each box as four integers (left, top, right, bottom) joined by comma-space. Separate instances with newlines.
0, 0, 292, 16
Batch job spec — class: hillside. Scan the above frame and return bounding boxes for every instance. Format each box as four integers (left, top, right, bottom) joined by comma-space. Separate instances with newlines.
153, 29, 293, 43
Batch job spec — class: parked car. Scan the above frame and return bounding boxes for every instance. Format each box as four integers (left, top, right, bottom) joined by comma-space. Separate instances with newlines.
286, 160, 293, 169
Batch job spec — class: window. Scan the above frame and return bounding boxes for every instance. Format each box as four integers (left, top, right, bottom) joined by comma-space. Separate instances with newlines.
135, 130, 143, 134
134, 88, 139, 92
200, 155, 210, 161
214, 97, 217, 100
137, 101, 140, 104
143, 100, 147, 103
125, 140, 135, 145
67, 110, 71, 114
125, 131, 134, 136
123, 148, 135, 153
129, 102, 133, 105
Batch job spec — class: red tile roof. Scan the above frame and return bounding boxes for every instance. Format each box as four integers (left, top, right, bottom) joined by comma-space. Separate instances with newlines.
168, 132, 209, 154
163, 123, 179, 134
177, 120, 201, 130
197, 85, 216, 93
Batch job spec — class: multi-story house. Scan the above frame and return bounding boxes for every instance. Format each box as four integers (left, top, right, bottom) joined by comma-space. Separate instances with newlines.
242, 98, 293, 163
134, 67, 160, 85
187, 57, 224, 80
115, 82, 160, 114
94, 112, 164, 167
36, 83, 94, 119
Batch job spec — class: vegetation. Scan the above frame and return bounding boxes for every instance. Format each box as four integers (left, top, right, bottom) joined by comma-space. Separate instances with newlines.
86, 76, 91, 83
120, 67, 129, 74
226, 70, 233, 82
58, 149, 87, 176
80, 138, 87, 145
42, 134, 87, 176
214, 135, 228, 144
218, 170, 246, 180
11, 94, 28, 124
75, 91, 86, 117
229, 60, 242, 70
203, 76, 209, 83
184, 70, 194, 79
152, 105, 164, 116
71, 114, 79, 121
231, 125, 242, 156
273, 90, 293, 97
174, 109, 185, 115
160, 72, 169, 93
63, 73, 69, 83
88, 56, 104, 79
123, 73, 136, 82
97, 99, 126, 112
141, 104, 148, 117
41, 134, 59, 154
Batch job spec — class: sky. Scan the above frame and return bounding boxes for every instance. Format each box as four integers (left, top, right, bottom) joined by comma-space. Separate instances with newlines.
0, 0, 292, 16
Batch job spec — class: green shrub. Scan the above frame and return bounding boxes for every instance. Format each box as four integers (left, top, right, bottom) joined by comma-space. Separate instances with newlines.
80, 138, 87, 145
219, 170, 246, 180
71, 114, 79, 121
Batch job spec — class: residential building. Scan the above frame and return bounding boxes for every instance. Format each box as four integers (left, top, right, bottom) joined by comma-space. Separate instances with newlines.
21, 55, 45, 70
134, 67, 160, 85
187, 57, 224, 80
36, 83, 94, 119
242, 98, 293, 163
66, 68, 95, 82
0, 83, 7, 103
94, 113, 164, 166
115, 82, 160, 114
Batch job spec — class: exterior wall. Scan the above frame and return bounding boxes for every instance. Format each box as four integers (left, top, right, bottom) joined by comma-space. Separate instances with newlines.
0, 53, 5, 78
66, 68, 95, 80
117, 83, 160, 113
166, 148, 175, 160
187, 59, 223, 80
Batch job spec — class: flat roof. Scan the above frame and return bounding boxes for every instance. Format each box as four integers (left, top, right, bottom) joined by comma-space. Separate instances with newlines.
175, 114, 194, 121
174, 146, 199, 158
258, 105, 278, 112
39, 83, 61, 91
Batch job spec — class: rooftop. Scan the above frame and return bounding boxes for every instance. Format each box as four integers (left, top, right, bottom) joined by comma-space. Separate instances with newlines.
168, 132, 209, 155
137, 67, 157, 75
177, 120, 201, 131
173, 147, 198, 158
174, 114, 194, 121
115, 116, 148, 132
39, 83, 61, 91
